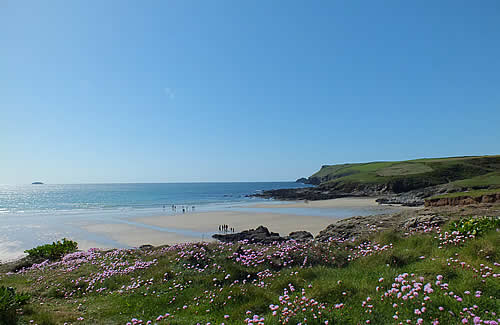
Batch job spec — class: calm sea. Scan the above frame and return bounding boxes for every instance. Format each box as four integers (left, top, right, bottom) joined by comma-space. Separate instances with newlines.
0, 182, 309, 215
0, 182, 311, 260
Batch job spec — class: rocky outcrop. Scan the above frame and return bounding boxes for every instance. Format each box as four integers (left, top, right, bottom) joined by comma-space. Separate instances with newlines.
425, 193, 500, 207
315, 214, 396, 241
399, 215, 447, 230
0, 255, 45, 273
315, 211, 453, 242
287, 231, 313, 241
212, 227, 314, 244
376, 185, 449, 207
212, 226, 284, 244
295, 178, 309, 184
251, 181, 446, 202
250, 187, 349, 201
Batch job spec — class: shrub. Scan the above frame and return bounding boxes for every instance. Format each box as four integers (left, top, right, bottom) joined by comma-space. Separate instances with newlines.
0, 286, 30, 325
24, 238, 78, 261
449, 216, 500, 237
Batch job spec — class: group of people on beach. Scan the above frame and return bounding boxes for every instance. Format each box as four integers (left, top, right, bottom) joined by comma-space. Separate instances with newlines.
218, 224, 234, 233
163, 204, 195, 213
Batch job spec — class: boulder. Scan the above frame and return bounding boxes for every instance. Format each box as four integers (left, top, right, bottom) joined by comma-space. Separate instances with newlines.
286, 231, 313, 241
212, 226, 284, 244
400, 215, 447, 230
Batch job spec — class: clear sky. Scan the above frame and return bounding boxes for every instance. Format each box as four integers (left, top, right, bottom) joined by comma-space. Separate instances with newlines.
1, 1, 499, 184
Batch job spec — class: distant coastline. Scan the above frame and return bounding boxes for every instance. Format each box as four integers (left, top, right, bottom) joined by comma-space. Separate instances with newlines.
255, 155, 500, 207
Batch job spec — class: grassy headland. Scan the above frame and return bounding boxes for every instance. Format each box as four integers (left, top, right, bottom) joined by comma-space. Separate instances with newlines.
255, 155, 500, 204
307, 155, 500, 193
1, 216, 499, 324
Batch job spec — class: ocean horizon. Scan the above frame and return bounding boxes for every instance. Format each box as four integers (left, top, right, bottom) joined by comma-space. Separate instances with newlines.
0, 182, 311, 216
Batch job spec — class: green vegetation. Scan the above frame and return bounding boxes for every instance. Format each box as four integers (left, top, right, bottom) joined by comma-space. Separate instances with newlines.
429, 188, 500, 200
449, 216, 500, 236
376, 162, 433, 176
24, 238, 78, 261
0, 286, 30, 325
308, 155, 500, 193
1, 219, 499, 324
449, 171, 500, 188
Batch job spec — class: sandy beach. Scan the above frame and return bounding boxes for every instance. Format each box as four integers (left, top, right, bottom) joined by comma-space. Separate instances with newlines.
79, 198, 404, 248
137, 210, 333, 235
246, 197, 380, 209
83, 210, 338, 248
82, 223, 200, 247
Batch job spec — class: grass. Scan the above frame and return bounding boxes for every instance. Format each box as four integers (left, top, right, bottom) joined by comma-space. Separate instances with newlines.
1, 217, 499, 324
375, 162, 434, 176
429, 188, 500, 200
449, 171, 500, 189
308, 155, 500, 193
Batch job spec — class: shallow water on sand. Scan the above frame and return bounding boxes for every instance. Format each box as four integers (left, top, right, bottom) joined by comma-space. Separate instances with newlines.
0, 183, 399, 261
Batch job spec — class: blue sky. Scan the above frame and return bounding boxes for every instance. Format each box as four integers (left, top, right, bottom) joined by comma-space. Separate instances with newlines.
1, 1, 499, 184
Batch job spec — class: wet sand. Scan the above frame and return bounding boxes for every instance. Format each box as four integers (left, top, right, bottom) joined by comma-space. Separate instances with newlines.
80, 198, 399, 248
136, 210, 333, 234
82, 210, 335, 248
82, 223, 203, 247
246, 197, 380, 209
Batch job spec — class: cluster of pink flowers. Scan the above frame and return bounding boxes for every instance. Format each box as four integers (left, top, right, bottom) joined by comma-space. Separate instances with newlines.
371, 272, 500, 325
244, 311, 265, 324
437, 230, 476, 248
446, 257, 499, 281
347, 242, 393, 261
268, 285, 328, 324
10, 215, 499, 325
404, 221, 441, 236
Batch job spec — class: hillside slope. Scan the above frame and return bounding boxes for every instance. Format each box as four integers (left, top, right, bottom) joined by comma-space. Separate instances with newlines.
257, 155, 500, 204
306, 155, 500, 193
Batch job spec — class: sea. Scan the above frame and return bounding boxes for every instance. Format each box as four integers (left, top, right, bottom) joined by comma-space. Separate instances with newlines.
0, 182, 399, 262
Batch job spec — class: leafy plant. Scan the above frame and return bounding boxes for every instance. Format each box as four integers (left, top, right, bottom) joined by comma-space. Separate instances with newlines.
0, 286, 30, 325
449, 216, 500, 236
24, 238, 78, 261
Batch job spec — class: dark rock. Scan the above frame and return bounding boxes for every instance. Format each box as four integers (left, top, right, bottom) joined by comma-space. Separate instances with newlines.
0, 255, 45, 273
400, 215, 447, 230
139, 245, 154, 250
250, 187, 348, 201
212, 226, 285, 244
315, 214, 399, 242
286, 231, 313, 241
295, 178, 309, 184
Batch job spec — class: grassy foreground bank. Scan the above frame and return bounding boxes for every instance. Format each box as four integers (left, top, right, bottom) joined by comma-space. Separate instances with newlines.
1, 218, 499, 325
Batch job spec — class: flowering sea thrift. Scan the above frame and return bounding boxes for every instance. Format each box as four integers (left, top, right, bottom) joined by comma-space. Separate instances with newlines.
4, 216, 499, 324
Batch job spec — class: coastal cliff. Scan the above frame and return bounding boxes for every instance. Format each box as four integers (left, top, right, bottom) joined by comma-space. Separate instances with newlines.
255, 155, 500, 206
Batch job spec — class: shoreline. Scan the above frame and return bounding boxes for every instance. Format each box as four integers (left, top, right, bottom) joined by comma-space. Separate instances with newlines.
1, 197, 407, 263
3, 200, 499, 267
244, 197, 380, 209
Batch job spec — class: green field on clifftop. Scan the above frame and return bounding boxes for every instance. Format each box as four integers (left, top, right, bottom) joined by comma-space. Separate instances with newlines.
307, 155, 500, 192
